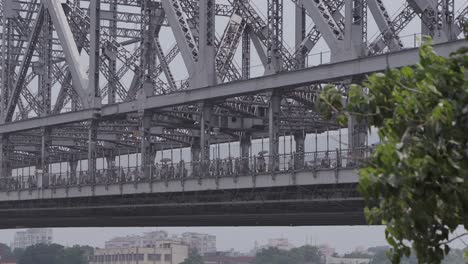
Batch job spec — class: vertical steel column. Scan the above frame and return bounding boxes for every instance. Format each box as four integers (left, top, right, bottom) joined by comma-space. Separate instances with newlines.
267, 0, 283, 73
348, 115, 367, 159
200, 103, 212, 165
38, 128, 51, 174
40, 9, 53, 117
69, 157, 78, 181
240, 133, 251, 173
293, 131, 305, 169
140, 0, 156, 91
198, 0, 217, 87
241, 27, 250, 80
1, 16, 12, 122
140, 111, 154, 179
0, 135, 10, 178
438, 0, 455, 40
295, 3, 306, 68
344, 0, 367, 59
191, 137, 201, 177
268, 92, 281, 172
108, 0, 117, 104
88, 120, 98, 182
89, 0, 101, 106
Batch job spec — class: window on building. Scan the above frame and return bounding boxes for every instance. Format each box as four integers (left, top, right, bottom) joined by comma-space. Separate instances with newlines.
162, 243, 171, 248
164, 254, 172, 262
148, 254, 162, 261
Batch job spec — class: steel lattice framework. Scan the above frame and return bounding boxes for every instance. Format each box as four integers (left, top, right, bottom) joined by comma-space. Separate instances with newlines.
0, 0, 466, 183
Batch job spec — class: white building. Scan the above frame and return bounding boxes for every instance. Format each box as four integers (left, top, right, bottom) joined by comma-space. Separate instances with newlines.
180, 232, 216, 255
12, 228, 53, 250
265, 238, 295, 251
326, 256, 371, 264
105, 231, 169, 249
91, 241, 188, 264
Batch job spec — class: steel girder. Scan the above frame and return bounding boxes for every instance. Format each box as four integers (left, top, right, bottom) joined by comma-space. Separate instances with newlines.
0, 0, 466, 171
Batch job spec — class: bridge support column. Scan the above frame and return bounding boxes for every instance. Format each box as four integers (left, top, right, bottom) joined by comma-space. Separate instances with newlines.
140, 111, 154, 179
200, 103, 212, 174
348, 116, 367, 164
266, 0, 284, 74
0, 135, 10, 179
294, 131, 305, 169
191, 137, 201, 177
240, 133, 251, 173
295, 1, 306, 67
88, 119, 98, 183
342, 0, 366, 61
69, 158, 78, 183
269, 92, 281, 172
196, 0, 217, 87
38, 127, 51, 174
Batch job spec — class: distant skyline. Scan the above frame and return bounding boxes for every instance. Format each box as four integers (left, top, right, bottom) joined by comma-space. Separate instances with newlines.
1, 226, 467, 254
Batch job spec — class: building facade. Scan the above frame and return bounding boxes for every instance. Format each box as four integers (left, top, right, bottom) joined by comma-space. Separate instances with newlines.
203, 252, 254, 264
105, 231, 169, 249
12, 228, 53, 250
325, 256, 371, 264
180, 232, 216, 255
91, 241, 188, 264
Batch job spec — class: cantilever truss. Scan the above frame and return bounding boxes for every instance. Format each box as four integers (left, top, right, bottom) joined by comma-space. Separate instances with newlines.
0, 0, 466, 174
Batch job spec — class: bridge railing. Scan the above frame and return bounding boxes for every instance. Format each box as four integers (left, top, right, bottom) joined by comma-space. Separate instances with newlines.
0, 147, 373, 191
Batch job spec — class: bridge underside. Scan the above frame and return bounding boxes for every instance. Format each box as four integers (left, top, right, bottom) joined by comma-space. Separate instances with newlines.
0, 183, 365, 228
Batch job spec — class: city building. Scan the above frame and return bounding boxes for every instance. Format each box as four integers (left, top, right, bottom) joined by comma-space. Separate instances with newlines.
0, 249, 16, 264
0, 260, 16, 264
105, 231, 169, 249
11, 228, 53, 250
180, 232, 216, 255
265, 238, 295, 251
318, 244, 336, 257
90, 241, 188, 264
325, 256, 371, 264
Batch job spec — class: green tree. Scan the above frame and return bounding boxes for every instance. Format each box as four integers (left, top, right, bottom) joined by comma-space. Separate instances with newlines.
290, 245, 323, 263
180, 249, 204, 264
319, 38, 468, 264
253, 247, 300, 264
370, 250, 391, 264
0, 243, 13, 260
253, 246, 323, 264
63, 245, 94, 264
18, 244, 65, 264
12, 247, 25, 260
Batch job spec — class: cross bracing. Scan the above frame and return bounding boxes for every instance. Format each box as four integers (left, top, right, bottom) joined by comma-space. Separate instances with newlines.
0, 0, 466, 189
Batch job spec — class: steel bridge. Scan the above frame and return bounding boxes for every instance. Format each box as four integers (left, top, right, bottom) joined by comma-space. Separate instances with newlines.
0, 0, 466, 228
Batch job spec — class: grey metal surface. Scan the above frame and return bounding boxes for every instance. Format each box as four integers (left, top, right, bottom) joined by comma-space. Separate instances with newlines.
0, 0, 466, 227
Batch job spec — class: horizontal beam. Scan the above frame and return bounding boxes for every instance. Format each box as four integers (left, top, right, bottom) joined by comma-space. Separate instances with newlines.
0, 169, 358, 201
102, 40, 467, 114
0, 109, 99, 133
0, 40, 465, 134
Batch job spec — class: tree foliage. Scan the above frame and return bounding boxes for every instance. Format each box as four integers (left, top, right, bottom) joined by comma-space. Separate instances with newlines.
253, 246, 323, 264
319, 38, 468, 264
0, 243, 13, 260
16, 244, 93, 264
63, 245, 94, 264
180, 249, 204, 264
18, 244, 65, 264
